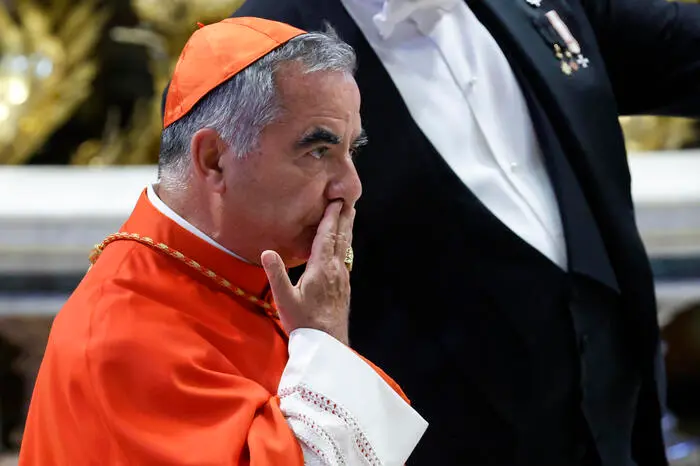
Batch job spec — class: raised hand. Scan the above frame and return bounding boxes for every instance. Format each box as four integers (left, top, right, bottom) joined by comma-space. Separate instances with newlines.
261, 200, 355, 345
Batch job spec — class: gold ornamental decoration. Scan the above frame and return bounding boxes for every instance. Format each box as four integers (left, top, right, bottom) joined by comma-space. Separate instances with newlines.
619, 116, 698, 153
70, 0, 246, 166
0, 0, 108, 165
89, 231, 280, 320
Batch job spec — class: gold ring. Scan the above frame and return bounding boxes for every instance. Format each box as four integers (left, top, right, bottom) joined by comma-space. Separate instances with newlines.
344, 246, 354, 272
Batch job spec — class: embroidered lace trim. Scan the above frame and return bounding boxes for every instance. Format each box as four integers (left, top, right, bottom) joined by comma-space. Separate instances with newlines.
288, 414, 340, 465
280, 385, 381, 465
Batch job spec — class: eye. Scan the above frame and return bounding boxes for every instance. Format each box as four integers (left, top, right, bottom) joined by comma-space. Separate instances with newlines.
309, 146, 329, 159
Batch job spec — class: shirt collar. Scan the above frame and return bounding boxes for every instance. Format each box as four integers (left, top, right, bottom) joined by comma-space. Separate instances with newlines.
146, 183, 252, 264
372, 0, 460, 39
120, 188, 270, 300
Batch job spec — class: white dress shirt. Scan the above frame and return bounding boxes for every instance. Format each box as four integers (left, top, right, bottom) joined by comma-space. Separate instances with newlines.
146, 184, 428, 465
342, 0, 568, 268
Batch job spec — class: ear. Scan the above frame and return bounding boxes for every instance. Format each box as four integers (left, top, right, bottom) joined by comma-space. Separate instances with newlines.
190, 128, 226, 192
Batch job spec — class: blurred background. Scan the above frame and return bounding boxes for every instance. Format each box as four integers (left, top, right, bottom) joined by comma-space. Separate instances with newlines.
0, 0, 699, 464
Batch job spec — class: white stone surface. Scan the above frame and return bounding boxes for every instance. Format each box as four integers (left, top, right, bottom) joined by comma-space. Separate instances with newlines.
0, 152, 698, 320
0, 165, 156, 274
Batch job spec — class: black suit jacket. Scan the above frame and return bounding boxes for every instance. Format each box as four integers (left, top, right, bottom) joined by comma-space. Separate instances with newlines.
230, 0, 700, 463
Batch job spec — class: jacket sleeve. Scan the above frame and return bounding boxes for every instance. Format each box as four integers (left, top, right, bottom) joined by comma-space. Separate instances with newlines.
580, 0, 700, 117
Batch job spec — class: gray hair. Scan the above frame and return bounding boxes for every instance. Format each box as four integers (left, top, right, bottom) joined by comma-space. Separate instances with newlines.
158, 26, 357, 178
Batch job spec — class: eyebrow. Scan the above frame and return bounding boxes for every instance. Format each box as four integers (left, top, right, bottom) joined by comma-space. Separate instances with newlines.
296, 128, 341, 149
352, 129, 368, 149
295, 127, 369, 150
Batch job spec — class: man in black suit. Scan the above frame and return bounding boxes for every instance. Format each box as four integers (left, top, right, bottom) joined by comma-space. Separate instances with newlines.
166, 0, 700, 464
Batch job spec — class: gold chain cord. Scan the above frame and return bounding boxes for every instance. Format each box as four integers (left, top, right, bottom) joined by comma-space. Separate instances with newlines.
89, 233, 279, 319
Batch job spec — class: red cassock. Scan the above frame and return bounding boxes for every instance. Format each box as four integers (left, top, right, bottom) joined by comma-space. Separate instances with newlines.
19, 190, 418, 466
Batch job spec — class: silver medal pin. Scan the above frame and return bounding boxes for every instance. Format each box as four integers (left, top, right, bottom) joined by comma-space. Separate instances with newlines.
545, 10, 590, 74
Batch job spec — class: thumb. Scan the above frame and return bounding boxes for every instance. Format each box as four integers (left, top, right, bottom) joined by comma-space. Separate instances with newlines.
261, 250, 295, 310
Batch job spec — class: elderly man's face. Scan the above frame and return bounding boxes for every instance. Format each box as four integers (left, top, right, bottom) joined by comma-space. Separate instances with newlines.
222, 63, 364, 267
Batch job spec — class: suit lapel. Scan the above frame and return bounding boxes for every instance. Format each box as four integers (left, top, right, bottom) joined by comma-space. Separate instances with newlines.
468, 0, 566, 85
469, 1, 627, 187
467, 0, 639, 243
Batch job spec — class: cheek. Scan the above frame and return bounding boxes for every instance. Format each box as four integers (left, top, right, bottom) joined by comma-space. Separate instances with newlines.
284, 183, 329, 222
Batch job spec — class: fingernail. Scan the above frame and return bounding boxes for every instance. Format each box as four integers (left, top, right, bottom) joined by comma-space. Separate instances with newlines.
261, 251, 274, 268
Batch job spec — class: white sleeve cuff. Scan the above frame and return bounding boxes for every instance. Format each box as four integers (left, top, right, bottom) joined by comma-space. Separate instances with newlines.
278, 328, 428, 466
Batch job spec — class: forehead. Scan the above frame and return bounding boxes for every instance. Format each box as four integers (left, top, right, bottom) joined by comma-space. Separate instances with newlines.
275, 64, 361, 122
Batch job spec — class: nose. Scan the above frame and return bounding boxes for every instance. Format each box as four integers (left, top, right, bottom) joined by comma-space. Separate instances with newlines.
327, 156, 362, 205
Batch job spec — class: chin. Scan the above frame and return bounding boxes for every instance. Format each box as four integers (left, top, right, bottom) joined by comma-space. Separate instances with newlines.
282, 243, 313, 269
282, 255, 308, 270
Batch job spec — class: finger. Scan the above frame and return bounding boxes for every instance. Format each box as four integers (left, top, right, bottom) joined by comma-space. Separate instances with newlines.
335, 204, 356, 255
261, 250, 295, 309
308, 201, 343, 264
